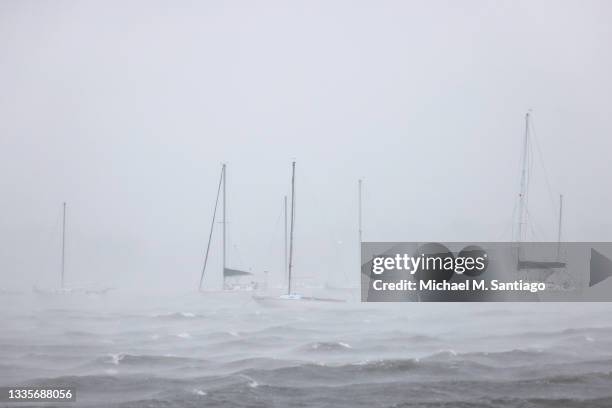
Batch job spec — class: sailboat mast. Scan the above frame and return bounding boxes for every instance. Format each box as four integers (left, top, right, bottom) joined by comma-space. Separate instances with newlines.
284, 195, 288, 285
358, 179, 363, 281
287, 161, 296, 295
517, 112, 530, 243
61, 202, 66, 289
199, 165, 224, 291
358, 179, 362, 244
222, 164, 227, 286
557, 194, 563, 258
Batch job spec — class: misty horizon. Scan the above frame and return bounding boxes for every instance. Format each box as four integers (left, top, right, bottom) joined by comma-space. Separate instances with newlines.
2, 1, 611, 292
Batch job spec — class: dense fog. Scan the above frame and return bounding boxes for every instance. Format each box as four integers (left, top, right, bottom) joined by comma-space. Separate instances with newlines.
1, 1, 611, 292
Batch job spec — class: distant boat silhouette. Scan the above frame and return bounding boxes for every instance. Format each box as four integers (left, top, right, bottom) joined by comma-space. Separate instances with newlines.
33, 202, 113, 296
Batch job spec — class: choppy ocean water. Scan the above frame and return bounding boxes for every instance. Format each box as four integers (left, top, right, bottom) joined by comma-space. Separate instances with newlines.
1, 292, 612, 407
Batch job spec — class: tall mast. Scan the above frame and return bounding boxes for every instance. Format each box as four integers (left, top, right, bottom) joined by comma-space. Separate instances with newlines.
358, 179, 362, 245
61, 202, 66, 289
287, 161, 296, 295
284, 195, 288, 285
358, 179, 363, 281
199, 165, 224, 291
557, 194, 563, 259
222, 163, 227, 286
517, 112, 530, 243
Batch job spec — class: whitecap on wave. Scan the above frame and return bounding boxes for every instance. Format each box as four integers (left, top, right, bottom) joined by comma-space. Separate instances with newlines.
107, 353, 126, 365
239, 374, 259, 388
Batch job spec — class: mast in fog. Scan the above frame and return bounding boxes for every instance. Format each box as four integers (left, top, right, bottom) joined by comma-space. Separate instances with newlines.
513, 112, 566, 273
516, 112, 530, 244
199, 165, 224, 291
287, 161, 296, 296
199, 164, 253, 291
61, 202, 66, 289
284, 195, 288, 286
358, 179, 362, 250
222, 163, 227, 281
557, 194, 564, 259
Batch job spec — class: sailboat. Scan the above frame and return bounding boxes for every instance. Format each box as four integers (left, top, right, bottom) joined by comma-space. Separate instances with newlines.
33, 202, 113, 296
514, 112, 566, 282
253, 161, 345, 306
199, 163, 257, 292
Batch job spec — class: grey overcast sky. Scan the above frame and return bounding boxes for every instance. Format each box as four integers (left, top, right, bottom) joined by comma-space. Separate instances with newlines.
1, 0, 611, 291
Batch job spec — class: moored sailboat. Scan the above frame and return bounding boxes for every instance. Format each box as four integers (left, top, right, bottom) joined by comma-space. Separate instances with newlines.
33, 202, 113, 296
253, 161, 345, 306
199, 164, 257, 293
513, 112, 570, 289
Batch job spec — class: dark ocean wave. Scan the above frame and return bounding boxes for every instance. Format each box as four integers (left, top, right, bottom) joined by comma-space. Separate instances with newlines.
102, 396, 612, 408
87, 373, 612, 408
14, 358, 612, 407
471, 325, 612, 343
218, 357, 304, 372
231, 358, 494, 388
423, 348, 563, 365
105, 353, 203, 366
389, 397, 612, 408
